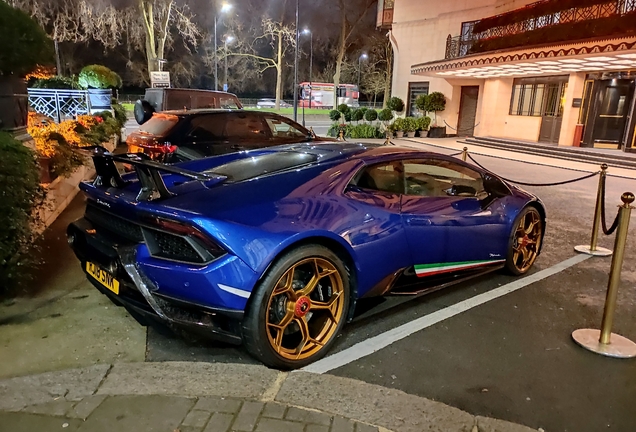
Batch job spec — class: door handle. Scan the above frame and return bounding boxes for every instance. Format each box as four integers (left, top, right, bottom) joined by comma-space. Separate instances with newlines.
406, 217, 432, 226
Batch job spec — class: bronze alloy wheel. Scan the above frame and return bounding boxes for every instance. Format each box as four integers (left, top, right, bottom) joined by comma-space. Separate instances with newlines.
242, 245, 350, 369
508, 207, 543, 275
265, 257, 345, 361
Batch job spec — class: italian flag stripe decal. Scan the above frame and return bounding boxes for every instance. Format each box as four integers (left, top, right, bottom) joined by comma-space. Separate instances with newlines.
414, 259, 505, 277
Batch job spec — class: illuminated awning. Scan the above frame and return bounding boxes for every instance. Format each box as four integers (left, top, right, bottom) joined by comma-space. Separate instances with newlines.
412, 37, 636, 78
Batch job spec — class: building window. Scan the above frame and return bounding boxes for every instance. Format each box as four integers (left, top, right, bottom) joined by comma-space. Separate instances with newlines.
407, 82, 429, 117
510, 76, 568, 117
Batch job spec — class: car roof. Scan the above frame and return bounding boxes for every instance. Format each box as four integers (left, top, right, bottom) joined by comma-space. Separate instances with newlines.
146, 88, 239, 97
159, 108, 294, 117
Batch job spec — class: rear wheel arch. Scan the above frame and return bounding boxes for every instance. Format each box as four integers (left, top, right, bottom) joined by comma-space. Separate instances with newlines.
241, 241, 353, 368
246, 235, 358, 323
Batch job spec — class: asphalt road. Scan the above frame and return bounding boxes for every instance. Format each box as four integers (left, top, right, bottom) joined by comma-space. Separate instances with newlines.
142, 145, 636, 432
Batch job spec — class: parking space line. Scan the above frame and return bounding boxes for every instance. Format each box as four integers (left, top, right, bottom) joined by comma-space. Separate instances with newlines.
302, 254, 591, 374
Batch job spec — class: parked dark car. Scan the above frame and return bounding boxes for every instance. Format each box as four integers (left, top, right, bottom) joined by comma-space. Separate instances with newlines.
134, 88, 243, 125
126, 109, 333, 162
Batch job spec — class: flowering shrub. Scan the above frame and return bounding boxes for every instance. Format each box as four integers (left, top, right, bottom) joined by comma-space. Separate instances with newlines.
27, 112, 86, 178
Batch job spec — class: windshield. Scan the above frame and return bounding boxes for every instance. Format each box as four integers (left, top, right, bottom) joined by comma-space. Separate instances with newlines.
139, 114, 179, 136
204, 151, 317, 182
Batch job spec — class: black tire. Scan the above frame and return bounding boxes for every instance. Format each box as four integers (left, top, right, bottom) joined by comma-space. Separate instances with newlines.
134, 99, 155, 125
242, 245, 350, 369
505, 206, 544, 276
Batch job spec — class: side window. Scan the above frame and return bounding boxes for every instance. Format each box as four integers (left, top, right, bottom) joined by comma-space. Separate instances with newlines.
219, 97, 240, 109
224, 113, 269, 139
264, 116, 307, 139
166, 92, 192, 110
352, 161, 405, 194
195, 96, 217, 108
403, 159, 485, 197
186, 115, 226, 140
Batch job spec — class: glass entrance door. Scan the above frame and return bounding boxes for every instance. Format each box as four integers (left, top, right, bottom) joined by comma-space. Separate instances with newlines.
591, 80, 634, 148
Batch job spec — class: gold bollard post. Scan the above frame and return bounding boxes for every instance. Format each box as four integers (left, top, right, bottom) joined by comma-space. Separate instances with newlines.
574, 164, 612, 257
338, 129, 346, 142
384, 132, 392, 146
572, 192, 636, 358
461, 147, 468, 162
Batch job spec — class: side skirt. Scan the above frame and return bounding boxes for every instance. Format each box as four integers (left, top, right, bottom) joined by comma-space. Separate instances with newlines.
389, 264, 505, 296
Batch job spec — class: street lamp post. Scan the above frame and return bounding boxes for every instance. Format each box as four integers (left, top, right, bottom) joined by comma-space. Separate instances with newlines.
358, 53, 368, 91
302, 29, 313, 110
224, 35, 234, 92
292, 0, 299, 122
214, 3, 232, 91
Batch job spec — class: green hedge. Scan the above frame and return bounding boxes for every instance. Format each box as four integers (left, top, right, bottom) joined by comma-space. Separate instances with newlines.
31, 76, 78, 89
0, 132, 44, 294
78, 65, 122, 89
327, 123, 384, 139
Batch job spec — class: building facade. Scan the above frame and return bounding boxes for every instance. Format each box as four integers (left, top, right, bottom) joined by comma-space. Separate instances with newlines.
380, 0, 636, 151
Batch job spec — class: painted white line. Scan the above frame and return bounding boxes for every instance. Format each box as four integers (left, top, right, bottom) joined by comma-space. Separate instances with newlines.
302, 254, 591, 374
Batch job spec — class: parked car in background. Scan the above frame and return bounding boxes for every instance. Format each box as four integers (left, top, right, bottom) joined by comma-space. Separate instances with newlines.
126, 109, 333, 162
134, 88, 242, 125
68, 143, 545, 369
256, 98, 291, 109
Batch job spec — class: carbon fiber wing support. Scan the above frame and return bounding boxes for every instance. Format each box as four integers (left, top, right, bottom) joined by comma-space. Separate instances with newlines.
89, 146, 216, 202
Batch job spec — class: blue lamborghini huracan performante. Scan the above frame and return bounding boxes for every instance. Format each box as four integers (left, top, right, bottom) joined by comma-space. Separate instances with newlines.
68, 143, 546, 368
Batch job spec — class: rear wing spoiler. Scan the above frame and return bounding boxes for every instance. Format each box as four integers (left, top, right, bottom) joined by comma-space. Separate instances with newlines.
89, 147, 220, 202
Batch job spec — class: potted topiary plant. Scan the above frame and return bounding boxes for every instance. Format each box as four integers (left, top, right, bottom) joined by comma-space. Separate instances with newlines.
425, 92, 447, 138
403, 117, 418, 138
0, 2, 53, 130
364, 108, 378, 123
386, 96, 405, 116
351, 108, 364, 124
78, 65, 122, 113
392, 117, 406, 138
417, 116, 431, 137
378, 107, 393, 131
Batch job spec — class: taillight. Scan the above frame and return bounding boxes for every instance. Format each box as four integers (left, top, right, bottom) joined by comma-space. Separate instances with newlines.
144, 216, 225, 258
128, 135, 177, 155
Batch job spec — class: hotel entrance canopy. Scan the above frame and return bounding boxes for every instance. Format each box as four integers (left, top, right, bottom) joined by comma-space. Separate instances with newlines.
412, 37, 636, 79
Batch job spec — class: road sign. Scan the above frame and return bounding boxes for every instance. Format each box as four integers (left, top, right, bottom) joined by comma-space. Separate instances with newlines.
223, 83, 228, 92
150, 71, 171, 89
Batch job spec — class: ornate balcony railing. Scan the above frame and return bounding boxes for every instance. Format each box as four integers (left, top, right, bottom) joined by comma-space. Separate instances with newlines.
445, 0, 636, 59
27, 89, 90, 123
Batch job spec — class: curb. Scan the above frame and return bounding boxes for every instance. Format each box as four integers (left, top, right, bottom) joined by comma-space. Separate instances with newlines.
0, 362, 538, 432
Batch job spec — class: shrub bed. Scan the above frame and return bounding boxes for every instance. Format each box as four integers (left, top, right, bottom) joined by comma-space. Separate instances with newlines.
0, 132, 44, 295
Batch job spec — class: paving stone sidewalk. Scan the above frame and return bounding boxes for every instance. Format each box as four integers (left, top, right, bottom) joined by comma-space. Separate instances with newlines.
0, 362, 538, 432
0, 394, 381, 432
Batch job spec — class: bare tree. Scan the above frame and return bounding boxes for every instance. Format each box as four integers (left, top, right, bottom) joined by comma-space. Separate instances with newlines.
218, 18, 296, 108
362, 33, 393, 108
7, 0, 201, 83
333, 0, 376, 105
135, 0, 200, 75
6, 0, 123, 74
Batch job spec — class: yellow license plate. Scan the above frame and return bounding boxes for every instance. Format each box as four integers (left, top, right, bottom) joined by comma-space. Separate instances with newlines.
86, 262, 120, 295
